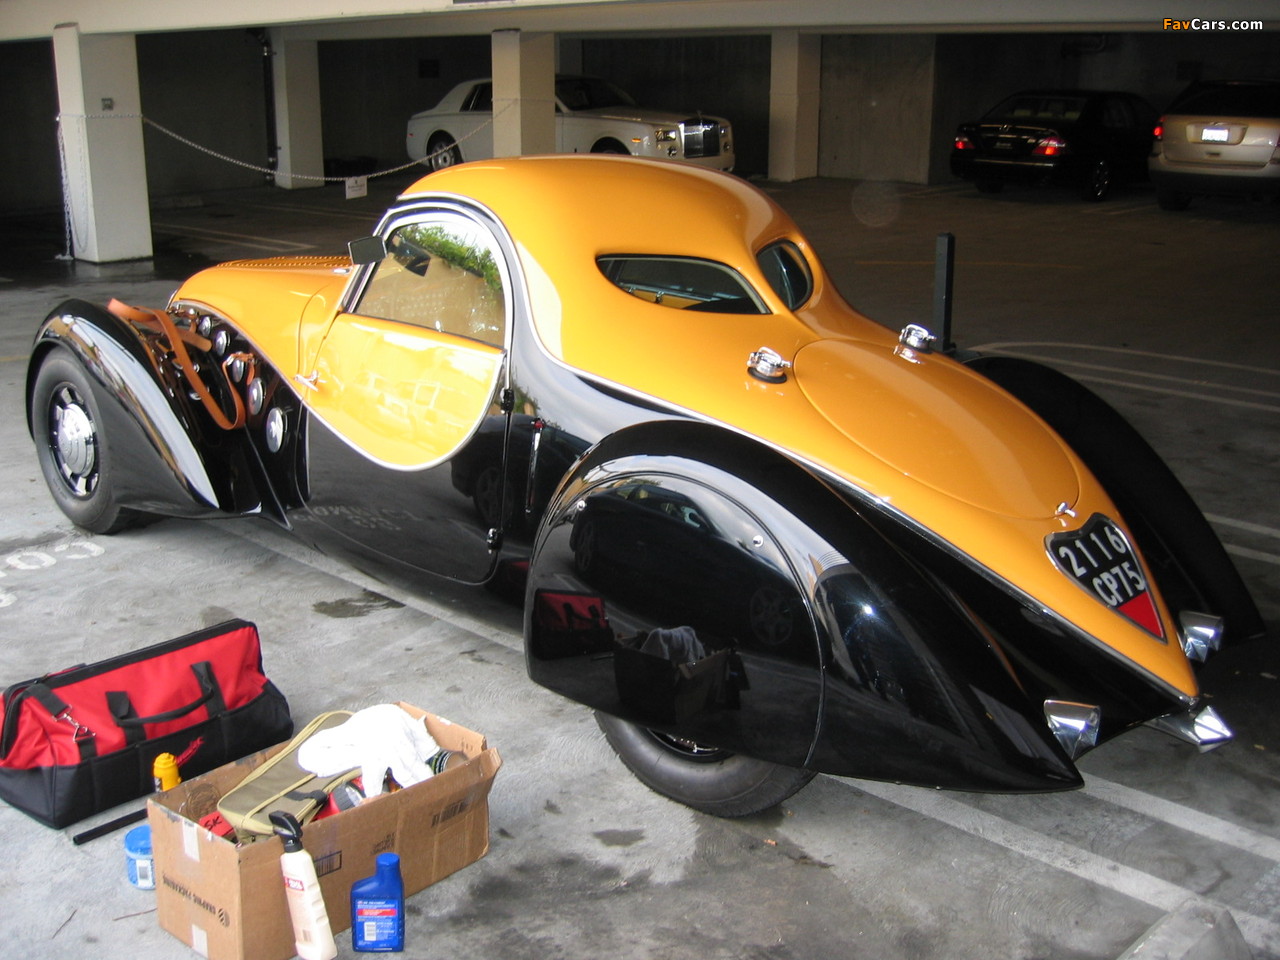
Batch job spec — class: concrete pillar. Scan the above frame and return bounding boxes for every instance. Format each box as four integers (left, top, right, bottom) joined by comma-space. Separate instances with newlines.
768, 31, 821, 182
52, 23, 152, 263
491, 30, 556, 158
269, 30, 325, 190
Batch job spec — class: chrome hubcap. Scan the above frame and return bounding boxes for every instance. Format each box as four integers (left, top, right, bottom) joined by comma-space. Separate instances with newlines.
50, 384, 99, 497
649, 729, 730, 761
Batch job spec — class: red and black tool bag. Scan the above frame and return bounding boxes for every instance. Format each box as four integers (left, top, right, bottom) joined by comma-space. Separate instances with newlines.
530, 590, 616, 660
0, 619, 292, 828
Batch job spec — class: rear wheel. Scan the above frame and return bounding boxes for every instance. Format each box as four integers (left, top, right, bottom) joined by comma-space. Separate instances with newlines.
31, 352, 137, 533
590, 139, 630, 155
1081, 159, 1112, 201
427, 134, 462, 172
595, 711, 815, 817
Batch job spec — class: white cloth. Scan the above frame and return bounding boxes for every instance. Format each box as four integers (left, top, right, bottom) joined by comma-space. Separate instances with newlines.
297, 704, 442, 797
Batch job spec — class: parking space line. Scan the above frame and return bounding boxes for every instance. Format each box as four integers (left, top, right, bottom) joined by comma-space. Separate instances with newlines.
973, 349, 1280, 402
971, 343, 1280, 412
974, 342, 1280, 379
1067, 373, 1280, 413
1225, 544, 1280, 567
1082, 776, 1280, 862
1207, 515, 1280, 540
840, 777, 1280, 954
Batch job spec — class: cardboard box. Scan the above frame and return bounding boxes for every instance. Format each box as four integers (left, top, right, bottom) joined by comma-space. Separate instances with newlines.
148, 703, 500, 960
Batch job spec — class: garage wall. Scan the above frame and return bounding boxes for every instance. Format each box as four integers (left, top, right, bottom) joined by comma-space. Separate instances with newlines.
1076, 32, 1280, 109
136, 31, 271, 197
317, 35, 492, 174
818, 34, 940, 184
0, 40, 61, 214
6, 26, 1278, 214
577, 35, 771, 177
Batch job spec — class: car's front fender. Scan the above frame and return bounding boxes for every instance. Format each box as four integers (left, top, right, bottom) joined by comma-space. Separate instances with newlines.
27, 300, 269, 521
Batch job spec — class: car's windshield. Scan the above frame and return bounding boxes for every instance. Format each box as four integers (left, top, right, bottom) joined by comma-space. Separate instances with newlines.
985, 94, 1087, 123
555, 77, 639, 111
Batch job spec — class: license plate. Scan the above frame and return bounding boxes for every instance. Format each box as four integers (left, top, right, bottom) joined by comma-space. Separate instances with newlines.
1201, 126, 1230, 143
1049, 515, 1163, 636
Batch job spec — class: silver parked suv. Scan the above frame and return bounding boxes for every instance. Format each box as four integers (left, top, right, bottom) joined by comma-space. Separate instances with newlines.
1149, 79, 1280, 210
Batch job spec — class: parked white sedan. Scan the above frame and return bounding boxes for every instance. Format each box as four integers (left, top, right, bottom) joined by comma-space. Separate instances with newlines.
406, 75, 734, 172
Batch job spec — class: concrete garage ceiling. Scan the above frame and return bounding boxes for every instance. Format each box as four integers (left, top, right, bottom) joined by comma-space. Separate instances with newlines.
0, 0, 1265, 40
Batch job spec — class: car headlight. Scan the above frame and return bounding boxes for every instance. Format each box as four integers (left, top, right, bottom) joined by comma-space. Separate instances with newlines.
654, 128, 678, 143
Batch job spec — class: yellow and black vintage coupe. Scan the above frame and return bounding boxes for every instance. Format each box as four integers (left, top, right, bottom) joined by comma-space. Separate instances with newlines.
27, 157, 1260, 815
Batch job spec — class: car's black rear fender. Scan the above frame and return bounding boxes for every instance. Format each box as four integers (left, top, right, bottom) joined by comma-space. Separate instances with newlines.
965, 355, 1264, 644
524, 421, 1084, 792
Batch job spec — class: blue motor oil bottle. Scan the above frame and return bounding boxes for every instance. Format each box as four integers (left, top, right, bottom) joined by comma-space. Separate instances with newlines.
351, 852, 405, 952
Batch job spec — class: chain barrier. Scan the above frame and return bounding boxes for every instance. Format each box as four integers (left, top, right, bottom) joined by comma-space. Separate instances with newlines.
53, 104, 512, 259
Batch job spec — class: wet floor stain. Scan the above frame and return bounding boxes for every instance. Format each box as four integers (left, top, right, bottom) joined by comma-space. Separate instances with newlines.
593, 828, 645, 847
313, 589, 405, 618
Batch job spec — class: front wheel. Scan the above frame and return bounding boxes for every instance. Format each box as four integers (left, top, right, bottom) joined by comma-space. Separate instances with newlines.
595, 712, 815, 817
30, 352, 138, 533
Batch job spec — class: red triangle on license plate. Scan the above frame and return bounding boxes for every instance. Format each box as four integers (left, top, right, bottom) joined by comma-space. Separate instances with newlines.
1119, 591, 1164, 638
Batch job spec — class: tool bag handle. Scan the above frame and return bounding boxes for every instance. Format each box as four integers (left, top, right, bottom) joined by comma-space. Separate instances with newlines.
107, 662, 226, 746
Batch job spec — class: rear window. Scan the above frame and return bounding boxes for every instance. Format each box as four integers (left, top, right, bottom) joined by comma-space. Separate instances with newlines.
1171, 84, 1280, 118
757, 241, 813, 310
598, 256, 765, 314
985, 94, 1087, 123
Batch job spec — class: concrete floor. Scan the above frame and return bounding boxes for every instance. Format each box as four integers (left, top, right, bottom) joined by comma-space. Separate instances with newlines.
1, 172, 1277, 960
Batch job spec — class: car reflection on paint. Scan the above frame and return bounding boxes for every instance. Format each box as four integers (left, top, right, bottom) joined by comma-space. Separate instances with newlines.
569, 478, 801, 649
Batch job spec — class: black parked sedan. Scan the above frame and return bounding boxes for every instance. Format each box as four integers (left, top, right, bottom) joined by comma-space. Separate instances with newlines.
951, 89, 1157, 200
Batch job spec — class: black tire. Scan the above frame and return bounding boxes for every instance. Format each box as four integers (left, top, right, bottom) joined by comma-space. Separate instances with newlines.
1156, 188, 1191, 211
595, 711, 815, 817
975, 180, 1004, 194
30, 352, 137, 534
427, 135, 462, 172
1081, 159, 1112, 201
590, 139, 630, 155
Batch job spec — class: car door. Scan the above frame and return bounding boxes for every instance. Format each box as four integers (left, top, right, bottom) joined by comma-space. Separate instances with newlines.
296, 211, 511, 584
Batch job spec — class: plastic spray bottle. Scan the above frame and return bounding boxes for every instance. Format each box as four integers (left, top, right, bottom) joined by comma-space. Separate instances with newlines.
270, 811, 338, 960
350, 852, 405, 952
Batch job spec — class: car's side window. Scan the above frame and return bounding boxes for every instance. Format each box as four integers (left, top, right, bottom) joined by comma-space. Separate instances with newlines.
1101, 96, 1134, 130
463, 83, 493, 112
354, 218, 507, 347
598, 255, 766, 314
